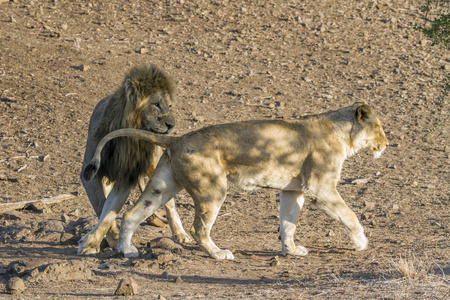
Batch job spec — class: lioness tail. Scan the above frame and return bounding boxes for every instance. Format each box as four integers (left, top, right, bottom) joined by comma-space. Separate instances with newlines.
82, 128, 177, 182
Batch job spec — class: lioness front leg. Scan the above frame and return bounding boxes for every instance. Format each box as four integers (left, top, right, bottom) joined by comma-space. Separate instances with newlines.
315, 189, 368, 251
279, 191, 308, 256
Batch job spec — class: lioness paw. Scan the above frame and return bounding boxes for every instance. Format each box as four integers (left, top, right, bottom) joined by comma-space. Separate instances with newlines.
282, 245, 308, 256
352, 234, 368, 251
174, 233, 193, 244
211, 249, 234, 260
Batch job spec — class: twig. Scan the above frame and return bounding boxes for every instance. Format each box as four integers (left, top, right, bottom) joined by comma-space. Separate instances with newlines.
0, 174, 36, 182
0, 194, 75, 213
244, 103, 272, 108
16, 164, 27, 172
0, 155, 49, 163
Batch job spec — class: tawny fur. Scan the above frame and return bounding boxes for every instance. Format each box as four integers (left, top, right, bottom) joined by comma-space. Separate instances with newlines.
85, 100, 388, 260
78, 65, 191, 256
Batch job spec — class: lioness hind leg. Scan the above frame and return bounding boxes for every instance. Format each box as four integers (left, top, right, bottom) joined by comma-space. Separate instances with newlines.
187, 181, 233, 260
315, 189, 368, 251
279, 191, 308, 256
118, 161, 183, 258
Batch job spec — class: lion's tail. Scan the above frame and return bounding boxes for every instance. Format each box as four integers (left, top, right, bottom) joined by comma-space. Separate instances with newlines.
82, 128, 177, 182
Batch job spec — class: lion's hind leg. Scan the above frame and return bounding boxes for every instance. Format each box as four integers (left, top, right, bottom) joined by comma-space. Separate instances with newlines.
279, 191, 308, 256
314, 189, 368, 251
164, 199, 193, 244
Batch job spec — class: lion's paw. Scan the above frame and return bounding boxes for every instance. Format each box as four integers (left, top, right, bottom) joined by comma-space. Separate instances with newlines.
119, 245, 140, 258
77, 235, 101, 256
105, 236, 119, 250
211, 249, 234, 260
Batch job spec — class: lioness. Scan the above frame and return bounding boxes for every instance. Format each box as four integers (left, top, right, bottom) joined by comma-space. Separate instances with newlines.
83, 100, 387, 259
78, 65, 190, 256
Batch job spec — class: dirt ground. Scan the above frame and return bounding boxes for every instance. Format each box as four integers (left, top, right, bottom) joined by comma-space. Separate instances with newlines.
0, 0, 449, 298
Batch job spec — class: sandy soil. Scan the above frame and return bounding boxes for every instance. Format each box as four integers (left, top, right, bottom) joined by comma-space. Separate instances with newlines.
0, 0, 449, 299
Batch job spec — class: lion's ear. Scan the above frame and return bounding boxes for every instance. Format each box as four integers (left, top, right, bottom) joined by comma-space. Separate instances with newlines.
124, 78, 139, 103
356, 104, 372, 124
354, 99, 367, 105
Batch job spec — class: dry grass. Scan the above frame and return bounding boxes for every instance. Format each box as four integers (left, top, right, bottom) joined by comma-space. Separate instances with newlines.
390, 252, 434, 280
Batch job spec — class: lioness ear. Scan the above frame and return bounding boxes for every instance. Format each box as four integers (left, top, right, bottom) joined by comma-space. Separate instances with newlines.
356, 104, 372, 124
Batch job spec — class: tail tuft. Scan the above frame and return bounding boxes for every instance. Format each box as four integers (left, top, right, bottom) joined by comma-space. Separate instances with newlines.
83, 161, 100, 182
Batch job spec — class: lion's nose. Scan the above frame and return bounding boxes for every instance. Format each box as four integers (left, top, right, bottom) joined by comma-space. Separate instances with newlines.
166, 121, 175, 130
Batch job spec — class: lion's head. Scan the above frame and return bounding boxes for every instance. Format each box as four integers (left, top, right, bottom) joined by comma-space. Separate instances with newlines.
123, 65, 176, 134
93, 65, 178, 185
351, 100, 388, 159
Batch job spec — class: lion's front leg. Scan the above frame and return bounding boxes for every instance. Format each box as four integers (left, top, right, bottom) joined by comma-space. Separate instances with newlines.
279, 191, 308, 256
78, 186, 131, 255
315, 189, 368, 251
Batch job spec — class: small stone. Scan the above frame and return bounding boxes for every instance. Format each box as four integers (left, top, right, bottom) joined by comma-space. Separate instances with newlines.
175, 276, 183, 283
364, 201, 376, 210
38, 155, 49, 162
61, 214, 70, 222
352, 178, 369, 185
146, 214, 167, 227
426, 184, 436, 189
114, 278, 138, 296
391, 204, 400, 213
269, 256, 280, 267
250, 254, 260, 259
61, 23, 68, 30
1, 211, 25, 221
148, 237, 183, 250
157, 295, 167, 300
9, 16, 16, 23
27, 201, 45, 211
444, 146, 449, 153
68, 209, 80, 218
326, 230, 334, 237
194, 115, 205, 123
302, 76, 312, 83
138, 47, 148, 54
6, 277, 25, 294
60, 232, 78, 244
361, 212, 374, 220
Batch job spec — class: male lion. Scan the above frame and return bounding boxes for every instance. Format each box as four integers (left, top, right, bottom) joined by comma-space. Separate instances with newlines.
83, 100, 388, 259
78, 65, 191, 256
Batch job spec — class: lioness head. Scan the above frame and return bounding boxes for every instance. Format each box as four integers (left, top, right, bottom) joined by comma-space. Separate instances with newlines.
352, 100, 388, 158
124, 65, 176, 134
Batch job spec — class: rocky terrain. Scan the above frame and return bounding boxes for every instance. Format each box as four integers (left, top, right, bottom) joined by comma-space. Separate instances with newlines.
0, 0, 449, 298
